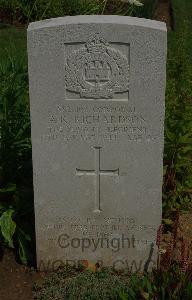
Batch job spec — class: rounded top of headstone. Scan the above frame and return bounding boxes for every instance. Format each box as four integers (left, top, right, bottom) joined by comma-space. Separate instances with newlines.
28, 15, 167, 32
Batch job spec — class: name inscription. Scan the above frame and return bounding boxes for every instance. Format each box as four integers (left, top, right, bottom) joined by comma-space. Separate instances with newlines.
43, 105, 158, 143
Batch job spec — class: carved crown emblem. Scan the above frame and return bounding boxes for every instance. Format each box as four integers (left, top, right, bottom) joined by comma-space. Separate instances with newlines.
65, 34, 129, 99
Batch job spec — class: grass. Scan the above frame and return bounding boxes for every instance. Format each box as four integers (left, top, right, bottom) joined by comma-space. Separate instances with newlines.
33, 263, 192, 299
163, 0, 192, 220
0, 0, 157, 23
34, 267, 130, 300
0, 26, 26, 59
0, 26, 34, 264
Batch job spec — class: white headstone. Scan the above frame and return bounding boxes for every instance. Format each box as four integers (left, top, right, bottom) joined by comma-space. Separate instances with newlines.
28, 16, 167, 272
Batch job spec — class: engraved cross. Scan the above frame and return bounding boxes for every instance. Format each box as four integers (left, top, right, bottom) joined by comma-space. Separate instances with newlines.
76, 147, 119, 213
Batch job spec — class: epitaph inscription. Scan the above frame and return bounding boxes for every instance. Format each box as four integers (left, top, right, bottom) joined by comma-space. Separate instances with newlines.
28, 16, 167, 271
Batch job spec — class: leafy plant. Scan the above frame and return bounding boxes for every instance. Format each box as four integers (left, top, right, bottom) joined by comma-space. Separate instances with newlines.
163, 0, 192, 219
0, 0, 157, 24
33, 261, 192, 299
34, 267, 129, 300
0, 208, 16, 247
0, 32, 34, 264
0, 0, 104, 22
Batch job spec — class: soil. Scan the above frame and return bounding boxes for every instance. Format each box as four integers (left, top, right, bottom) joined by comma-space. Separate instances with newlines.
0, 8, 25, 28
0, 249, 46, 300
154, 0, 173, 30
161, 212, 192, 264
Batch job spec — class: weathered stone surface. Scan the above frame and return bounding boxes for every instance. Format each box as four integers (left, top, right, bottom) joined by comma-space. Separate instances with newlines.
27, 15, 167, 272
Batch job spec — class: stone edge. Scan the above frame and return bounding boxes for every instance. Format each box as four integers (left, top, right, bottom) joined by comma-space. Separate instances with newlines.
28, 15, 167, 32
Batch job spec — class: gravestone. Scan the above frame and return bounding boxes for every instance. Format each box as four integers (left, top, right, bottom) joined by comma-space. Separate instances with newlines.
27, 15, 167, 272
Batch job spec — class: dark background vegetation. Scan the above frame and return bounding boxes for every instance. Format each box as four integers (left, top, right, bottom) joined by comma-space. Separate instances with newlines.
0, 0, 158, 23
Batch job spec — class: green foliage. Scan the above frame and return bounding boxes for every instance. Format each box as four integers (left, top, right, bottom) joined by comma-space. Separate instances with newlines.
102, 0, 156, 18
34, 267, 129, 300
0, 28, 34, 264
0, 0, 103, 22
152, 264, 192, 300
0, 208, 16, 247
0, 0, 155, 23
33, 263, 192, 300
131, 0, 158, 19
163, 0, 192, 218
123, 272, 155, 299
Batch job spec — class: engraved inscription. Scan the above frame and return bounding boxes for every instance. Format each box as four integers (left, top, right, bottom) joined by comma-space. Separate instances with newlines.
76, 147, 119, 213
41, 217, 157, 249
44, 105, 155, 143
65, 34, 129, 100
42, 216, 157, 236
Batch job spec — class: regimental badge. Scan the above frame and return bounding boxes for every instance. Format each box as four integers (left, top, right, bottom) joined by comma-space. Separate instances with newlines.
65, 34, 129, 99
